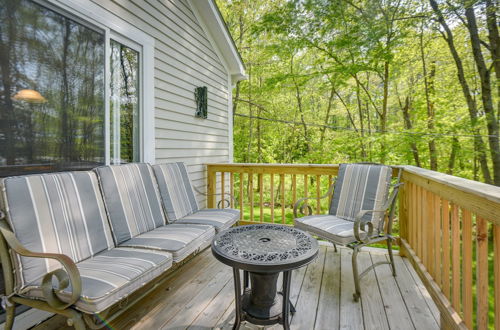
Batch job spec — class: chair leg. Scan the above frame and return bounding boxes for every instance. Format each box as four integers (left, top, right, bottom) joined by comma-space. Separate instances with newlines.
352, 246, 361, 302
64, 309, 85, 330
387, 238, 396, 277
4, 303, 15, 330
333, 243, 338, 252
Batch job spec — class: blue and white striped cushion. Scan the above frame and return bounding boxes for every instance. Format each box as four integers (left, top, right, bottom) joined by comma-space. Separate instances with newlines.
152, 163, 199, 222
1, 172, 114, 291
95, 163, 166, 244
24, 247, 173, 313
176, 208, 239, 232
329, 164, 392, 230
294, 215, 376, 245
118, 224, 215, 262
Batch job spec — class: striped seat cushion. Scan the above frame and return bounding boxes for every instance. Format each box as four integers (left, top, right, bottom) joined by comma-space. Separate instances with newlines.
118, 224, 215, 262
294, 215, 377, 245
24, 247, 173, 313
152, 162, 199, 222
330, 164, 392, 231
1, 172, 114, 291
95, 163, 166, 244
176, 208, 239, 232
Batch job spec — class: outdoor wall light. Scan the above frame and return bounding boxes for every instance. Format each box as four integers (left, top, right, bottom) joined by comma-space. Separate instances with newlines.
12, 89, 47, 103
194, 86, 207, 119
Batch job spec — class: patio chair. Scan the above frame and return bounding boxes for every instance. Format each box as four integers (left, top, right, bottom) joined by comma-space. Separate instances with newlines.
293, 163, 402, 301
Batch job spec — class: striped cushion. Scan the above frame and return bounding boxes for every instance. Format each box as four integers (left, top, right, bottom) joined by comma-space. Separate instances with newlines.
1, 172, 114, 291
176, 208, 239, 232
330, 164, 392, 230
118, 224, 215, 262
24, 247, 173, 313
95, 163, 166, 244
294, 215, 377, 245
152, 162, 199, 222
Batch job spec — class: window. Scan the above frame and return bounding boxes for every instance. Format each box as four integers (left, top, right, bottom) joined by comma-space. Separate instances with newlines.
0, 0, 147, 177
110, 39, 140, 164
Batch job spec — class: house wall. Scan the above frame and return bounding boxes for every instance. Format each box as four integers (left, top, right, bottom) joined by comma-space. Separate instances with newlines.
90, 0, 232, 207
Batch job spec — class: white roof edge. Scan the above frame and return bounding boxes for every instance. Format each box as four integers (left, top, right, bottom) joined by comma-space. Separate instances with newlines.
188, 0, 247, 82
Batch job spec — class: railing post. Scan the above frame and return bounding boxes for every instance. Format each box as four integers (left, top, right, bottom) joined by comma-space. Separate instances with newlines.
398, 176, 408, 257
207, 165, 216, 209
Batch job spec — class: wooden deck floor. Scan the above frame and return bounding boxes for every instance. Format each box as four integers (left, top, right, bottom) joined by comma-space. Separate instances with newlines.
37, 245, 440, 330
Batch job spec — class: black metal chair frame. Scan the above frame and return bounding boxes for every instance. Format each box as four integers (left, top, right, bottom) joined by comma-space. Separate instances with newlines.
293, 165, 403, 301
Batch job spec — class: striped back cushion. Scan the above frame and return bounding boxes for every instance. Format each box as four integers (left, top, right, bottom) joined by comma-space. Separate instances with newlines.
329, 164, 392, 230
152, 162, 199, 222
1, 171, 114, 289
95, 163, 166, 244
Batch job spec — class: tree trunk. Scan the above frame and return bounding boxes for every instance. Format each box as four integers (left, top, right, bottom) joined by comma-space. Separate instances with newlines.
257, 106, 262, 163
245, 62, 253, 163
485, 0, 500, 120
464, 5, 500, 186
291, 55, 310, 153
420, 23, 438, 170
0, 1, 17, 165
380, 60, 389, 163
60, 20, 72, 163
355, 79, 367, 159
447, 137, 459, 175
320, 85, 335, 146
400, 96, 421, 167
429, 0, 492, 184
233, 80, 240, 125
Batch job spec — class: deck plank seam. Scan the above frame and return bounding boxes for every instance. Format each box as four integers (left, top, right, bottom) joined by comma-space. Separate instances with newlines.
159, 259, 232, 328
187, 274, 234, 329
401, 257, 441, 324
287, 253, 311, 327
368, 252, 392, 329
312, 246, 328, 330
386, 254, 419, 330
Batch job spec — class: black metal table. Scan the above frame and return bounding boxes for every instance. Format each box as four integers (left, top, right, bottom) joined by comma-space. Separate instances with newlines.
211, 224, 319, 329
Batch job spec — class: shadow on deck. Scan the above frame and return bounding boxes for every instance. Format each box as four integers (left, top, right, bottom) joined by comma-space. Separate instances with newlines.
36, 244, 439, 330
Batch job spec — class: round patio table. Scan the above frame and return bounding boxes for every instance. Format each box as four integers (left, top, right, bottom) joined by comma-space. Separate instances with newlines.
211, 224, 318, 330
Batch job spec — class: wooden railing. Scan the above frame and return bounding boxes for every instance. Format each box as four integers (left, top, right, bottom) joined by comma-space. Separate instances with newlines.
206, 163, 500, 329
206, 163, 341, 224
398, 165, 500, 330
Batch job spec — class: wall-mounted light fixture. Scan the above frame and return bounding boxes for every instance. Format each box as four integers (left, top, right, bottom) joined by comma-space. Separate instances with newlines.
194, 86, 207, 119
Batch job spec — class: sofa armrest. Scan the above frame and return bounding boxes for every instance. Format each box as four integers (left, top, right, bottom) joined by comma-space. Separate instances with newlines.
0, 214, 82, 310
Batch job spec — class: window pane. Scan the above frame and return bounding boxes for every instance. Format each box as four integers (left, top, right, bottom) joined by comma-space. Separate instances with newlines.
0, 0, 105, 176
110, 40, 140, 164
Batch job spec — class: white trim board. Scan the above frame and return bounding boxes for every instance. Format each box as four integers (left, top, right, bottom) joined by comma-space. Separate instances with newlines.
187, 0, 246, 83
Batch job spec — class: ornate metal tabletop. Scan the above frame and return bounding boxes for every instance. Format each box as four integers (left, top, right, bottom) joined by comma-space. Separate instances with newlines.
212, 224, 318, 272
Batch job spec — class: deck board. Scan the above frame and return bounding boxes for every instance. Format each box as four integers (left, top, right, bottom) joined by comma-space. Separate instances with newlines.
35, 245, 439, 330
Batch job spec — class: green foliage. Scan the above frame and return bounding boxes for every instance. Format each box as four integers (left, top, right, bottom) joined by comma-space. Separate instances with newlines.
217, 0, 500, 185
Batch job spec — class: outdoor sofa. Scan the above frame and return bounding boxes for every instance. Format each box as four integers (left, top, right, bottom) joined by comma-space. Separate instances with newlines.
0, 162, 239, 329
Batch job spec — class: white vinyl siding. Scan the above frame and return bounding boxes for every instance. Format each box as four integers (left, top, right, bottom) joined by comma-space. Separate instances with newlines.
90, 0, 232, 207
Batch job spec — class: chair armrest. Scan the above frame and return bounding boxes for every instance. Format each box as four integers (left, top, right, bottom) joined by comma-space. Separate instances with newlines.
353, 209, 387, 243
193, 185, 237, 208
0, 215, 81, 310
293, 180, 335, 218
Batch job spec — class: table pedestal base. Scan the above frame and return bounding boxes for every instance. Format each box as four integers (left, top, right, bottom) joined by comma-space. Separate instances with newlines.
232, 269, 293, 330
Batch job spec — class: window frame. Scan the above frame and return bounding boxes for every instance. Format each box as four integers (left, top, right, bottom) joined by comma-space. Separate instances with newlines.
34, 0, 155, 165
108, 34, 143, 164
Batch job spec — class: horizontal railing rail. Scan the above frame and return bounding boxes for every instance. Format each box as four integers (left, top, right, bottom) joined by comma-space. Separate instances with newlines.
206, 163, 500, 329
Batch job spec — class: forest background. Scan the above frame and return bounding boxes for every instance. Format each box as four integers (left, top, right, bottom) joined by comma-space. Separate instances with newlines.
216, 0, 500, 187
